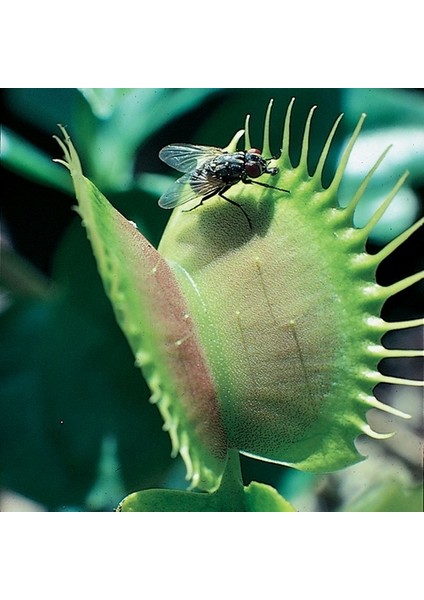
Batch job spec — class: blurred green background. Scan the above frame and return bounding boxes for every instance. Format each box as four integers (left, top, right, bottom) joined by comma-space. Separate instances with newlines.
1, 88, 423, 511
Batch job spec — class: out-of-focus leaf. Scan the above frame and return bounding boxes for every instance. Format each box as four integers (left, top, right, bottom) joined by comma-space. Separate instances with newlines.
0, 245, 51, 298
135, 172, 175, 198
338, 127, 424, 244
77, 88, 221, 190
4, 88, 79, 133
4, 88, 222, 196
340, 126, 424, 185
341, 480, 423, 512
342, 88, 424, 129
2, 127, 73, 193
50, 220, 175, 491
348, 184, 420, 244
0, 300, 76, 508
0, 219, 174, 509
339, 89, 424, 244
85, 435, 127, 511
78, 88, 132, 119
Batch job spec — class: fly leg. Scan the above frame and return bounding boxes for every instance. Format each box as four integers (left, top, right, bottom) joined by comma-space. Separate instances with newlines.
183, 186, 253, 230
219, 191, 252, 230
182, 187, 220, 213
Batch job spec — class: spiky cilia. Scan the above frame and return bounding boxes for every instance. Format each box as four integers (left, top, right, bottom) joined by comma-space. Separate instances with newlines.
54, 99, 423, 494
157, 98, 423, 482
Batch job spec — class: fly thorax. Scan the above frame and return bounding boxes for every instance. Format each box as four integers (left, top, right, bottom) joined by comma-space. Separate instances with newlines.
208, 154, 245, 185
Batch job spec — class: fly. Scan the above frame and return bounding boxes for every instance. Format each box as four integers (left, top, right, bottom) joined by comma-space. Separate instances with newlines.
158, 144, 289, 229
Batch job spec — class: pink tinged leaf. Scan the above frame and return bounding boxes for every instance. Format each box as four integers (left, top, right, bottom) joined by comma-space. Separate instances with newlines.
54, 128, 227, 489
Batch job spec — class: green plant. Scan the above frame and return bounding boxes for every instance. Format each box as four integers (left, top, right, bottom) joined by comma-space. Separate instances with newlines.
2, 89, 423, 511
53, 98, 423, 512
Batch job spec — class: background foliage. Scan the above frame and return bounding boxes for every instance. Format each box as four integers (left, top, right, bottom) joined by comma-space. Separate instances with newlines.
1, 88, 423, 511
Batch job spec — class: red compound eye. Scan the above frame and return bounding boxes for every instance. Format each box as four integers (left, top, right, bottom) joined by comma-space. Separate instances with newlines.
245, 162, 263, 178
245, 149, 266, 179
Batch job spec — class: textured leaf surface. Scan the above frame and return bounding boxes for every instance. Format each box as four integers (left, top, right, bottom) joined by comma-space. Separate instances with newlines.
54, 98, 422, 498
158, 100, 423, 473
55, 129, 227, 491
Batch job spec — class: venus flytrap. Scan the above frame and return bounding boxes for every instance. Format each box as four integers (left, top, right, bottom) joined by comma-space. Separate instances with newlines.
54, 98, 423, 511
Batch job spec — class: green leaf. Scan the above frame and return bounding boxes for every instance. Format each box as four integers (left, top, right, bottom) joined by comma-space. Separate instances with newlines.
118, 452, 295, 511
117, 488, 221, 512
337, 123, 424, 244
0, 299, 76, 508
195, 89, 345, 181
77, 88, 221, 190
1, 212, 173, 509
78, 88, 132, 119
339, 89, 424, 244
158, 100, 422, 474
0, 283, 172, 509
2, 127, 72, 193
244, 481, 296, 512
341, 481, 423, 512
119, 482, 295, 511
54, 127, 228, 491
4, 89, 79, 134
53, 98, 422, 502
0, 245, 51, 298
342, 88, 424, 129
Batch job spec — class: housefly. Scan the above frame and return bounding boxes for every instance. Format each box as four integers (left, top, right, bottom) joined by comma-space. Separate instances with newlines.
158, 144, 289, 229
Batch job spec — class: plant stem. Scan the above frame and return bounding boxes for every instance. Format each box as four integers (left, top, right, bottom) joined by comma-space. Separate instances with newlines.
215, 450, 247, 511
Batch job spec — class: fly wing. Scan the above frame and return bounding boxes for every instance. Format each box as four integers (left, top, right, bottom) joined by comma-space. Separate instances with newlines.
158, 171, 223, 209
159, 144, 223, 173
